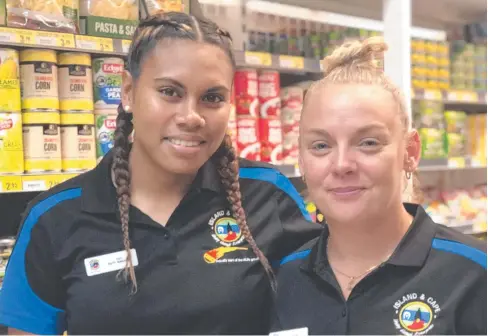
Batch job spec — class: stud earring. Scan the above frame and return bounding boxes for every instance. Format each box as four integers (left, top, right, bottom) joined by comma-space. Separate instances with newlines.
124, 105, 130, 112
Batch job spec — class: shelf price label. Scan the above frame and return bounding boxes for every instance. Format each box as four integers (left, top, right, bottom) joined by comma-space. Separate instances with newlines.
279, 55, 304, 70
244, 51, 272, 67
0, 175, 22, 193
33, 32, 75, 48
424, 89, 442, 101
22, 179, 46, 192
0, 28, 17, 43
75, 35, 114, 52
121, 39, 132, 54
44, 174, 76, 189
17, 29, 35, 45
448, 157, 465, 169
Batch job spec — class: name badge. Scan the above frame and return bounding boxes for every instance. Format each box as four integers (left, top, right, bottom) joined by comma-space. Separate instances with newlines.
270, 327, 309, 336
84, 249, 138, 276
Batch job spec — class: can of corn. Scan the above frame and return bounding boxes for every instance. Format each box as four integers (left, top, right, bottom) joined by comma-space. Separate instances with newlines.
61, 112, 96, 172
58, 52, 94, 112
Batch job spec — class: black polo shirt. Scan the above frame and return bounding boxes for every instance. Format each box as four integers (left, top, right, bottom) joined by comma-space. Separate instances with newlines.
271, 204, 487, 335
0, 150, 321, 335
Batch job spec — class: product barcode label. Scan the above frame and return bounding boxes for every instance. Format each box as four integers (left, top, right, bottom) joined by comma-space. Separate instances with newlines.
23, 180, 46, 192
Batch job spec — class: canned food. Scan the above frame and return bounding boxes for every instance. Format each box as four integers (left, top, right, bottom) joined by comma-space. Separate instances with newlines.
61, 113, 96, 171
258, 70, 280, 118
0, 112, 24, 174
227, 86, 237, 151
234, 69, 258, 116
22, 112, 62, 172
92, 58, 124, 109
20, 49, 59, 110
0, 237, 15, 289
95, 113, 117, 162
58, 53, 94, 112
0, 49, 21, 112
259, 117, 282, 164
236, 115, 260, 161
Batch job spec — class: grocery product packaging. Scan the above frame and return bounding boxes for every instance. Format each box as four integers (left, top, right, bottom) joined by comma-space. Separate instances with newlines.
419, 128, 447, 159
141, 0, 189, 16
5, 0, 79, 33
80, 0, 138, 39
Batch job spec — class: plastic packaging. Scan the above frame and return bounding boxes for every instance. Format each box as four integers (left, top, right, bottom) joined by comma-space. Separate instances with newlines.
6, 0, 79, 33
80, 0, 138, 20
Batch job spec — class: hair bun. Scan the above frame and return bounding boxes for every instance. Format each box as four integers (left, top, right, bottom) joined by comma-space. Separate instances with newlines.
322, 36, 388, 76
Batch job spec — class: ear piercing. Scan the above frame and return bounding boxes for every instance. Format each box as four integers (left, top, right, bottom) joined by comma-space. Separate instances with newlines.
124, 105, 130, 112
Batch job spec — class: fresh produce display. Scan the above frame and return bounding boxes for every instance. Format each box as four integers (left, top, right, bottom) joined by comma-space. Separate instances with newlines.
423, 185, 487, 234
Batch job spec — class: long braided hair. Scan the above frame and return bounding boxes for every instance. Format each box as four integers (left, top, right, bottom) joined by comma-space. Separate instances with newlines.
112, 11, 276, 294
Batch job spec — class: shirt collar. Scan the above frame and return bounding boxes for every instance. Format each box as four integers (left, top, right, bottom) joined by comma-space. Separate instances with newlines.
81, 149, 223, 214
301, 203, 437, 272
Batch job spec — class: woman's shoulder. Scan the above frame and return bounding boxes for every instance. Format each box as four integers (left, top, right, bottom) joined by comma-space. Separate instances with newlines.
431, 222, 486, 269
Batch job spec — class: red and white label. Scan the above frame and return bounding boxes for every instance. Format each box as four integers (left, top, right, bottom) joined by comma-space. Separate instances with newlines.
259, 70, 281, 118
104, 118, 117, 129
281, 108, 301, 127
227, 103, 238, 151
102, 64, 124, 74
259, 117, 283, 164
282, 124, 299, 164
0, 118, 13, 131
234, 69, 259, 116
281, 86, 304, 110
236, 115, 260, 161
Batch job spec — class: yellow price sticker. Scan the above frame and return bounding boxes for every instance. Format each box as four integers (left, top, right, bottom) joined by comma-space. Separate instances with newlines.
460, 91, 477, 103
278, 55, 304, 70
16, 29, 35, 45
0, 175, 22, 193
448, 157, 466, 169
0, 27, 17, 43
424, 89, 442, 101
447, 90, 459, 101
122, 39, 132, 54
76, 35, 114, 52
244, 51, 272, 67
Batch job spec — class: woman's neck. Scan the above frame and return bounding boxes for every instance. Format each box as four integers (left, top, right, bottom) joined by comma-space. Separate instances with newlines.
327, 203, 413, 269
128, 143, 196, 217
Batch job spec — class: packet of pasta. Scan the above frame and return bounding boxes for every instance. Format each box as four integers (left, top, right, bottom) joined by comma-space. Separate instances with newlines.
6, 0, 79, 33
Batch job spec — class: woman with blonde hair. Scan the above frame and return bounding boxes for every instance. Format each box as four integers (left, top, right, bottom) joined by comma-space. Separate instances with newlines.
271, 37, 486, 335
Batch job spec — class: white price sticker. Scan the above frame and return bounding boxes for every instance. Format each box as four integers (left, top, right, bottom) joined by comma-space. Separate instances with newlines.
35, 35, 57, 46
76, 40, 97, 50
23, 180, 46, 192
0, 31, 15, 43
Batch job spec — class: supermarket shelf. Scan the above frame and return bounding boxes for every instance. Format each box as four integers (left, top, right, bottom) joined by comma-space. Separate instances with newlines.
412, 88, 487, 105
0, 173, 78, 193
0, 27, 130, 56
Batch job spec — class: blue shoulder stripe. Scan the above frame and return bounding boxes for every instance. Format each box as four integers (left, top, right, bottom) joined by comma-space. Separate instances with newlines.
0, 188, 82, 335
280, 249, 311, 266
432, 238, 487, 269
239, 167, 311, 221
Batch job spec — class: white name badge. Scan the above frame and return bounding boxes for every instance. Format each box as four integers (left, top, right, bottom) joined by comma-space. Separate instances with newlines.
270, 327, 309, 336
84, 249, 138, 276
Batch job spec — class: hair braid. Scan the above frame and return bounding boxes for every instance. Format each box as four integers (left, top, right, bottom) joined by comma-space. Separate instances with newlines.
212, 135, 277, 291
112, 103, 138, 294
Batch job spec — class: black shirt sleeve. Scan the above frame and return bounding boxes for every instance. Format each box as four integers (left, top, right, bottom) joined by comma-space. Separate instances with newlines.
0, 199, 66, 335
271, 181, 322, 263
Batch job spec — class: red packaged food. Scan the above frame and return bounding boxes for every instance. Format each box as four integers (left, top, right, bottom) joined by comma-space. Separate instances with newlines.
234, 69, 259, 116
236, 115, 260, 161
259, 116, 283, 164
281, 123, 299, 164
227, 86, 238, 151
258, 70, 281, 117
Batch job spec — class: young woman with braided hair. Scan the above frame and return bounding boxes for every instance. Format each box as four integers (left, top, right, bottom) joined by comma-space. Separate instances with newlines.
0, 11, 321, 335
271, 37, 486, 335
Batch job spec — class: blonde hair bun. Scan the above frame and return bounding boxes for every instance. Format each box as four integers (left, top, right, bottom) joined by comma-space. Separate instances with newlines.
322, 36, 388, 77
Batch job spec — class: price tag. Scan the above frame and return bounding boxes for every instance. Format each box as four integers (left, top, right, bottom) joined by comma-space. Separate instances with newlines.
244, 51, 272, 67
22, 180, 46, 192
279, 55, 304, 70
0, 175, 22, 192
121, 39, 132, 54
424, 89, 442, 101
0, 27, 16, 43
76, 36, 114, 52
33, 32, 74, 48
447, 91, 459, 101
448, 157, 465, 169
17, 29, 35, 45
460, 91, 477, 102
44, 175, 69, 189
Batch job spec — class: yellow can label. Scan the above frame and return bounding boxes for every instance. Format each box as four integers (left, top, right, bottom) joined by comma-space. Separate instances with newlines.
0, 49, 21, 112
61, 113, 96, 171
58, 53, 94, 111
0, 113, 24, 173
20, 49, 59, 110
22, 112, 62, 172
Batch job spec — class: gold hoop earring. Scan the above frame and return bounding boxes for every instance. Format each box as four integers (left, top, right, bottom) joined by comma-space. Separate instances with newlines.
405, 170, 412, 180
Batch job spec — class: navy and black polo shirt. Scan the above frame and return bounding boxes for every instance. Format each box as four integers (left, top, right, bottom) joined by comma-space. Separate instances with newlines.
0, 150, 321, 335
272, 203, 487, 335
